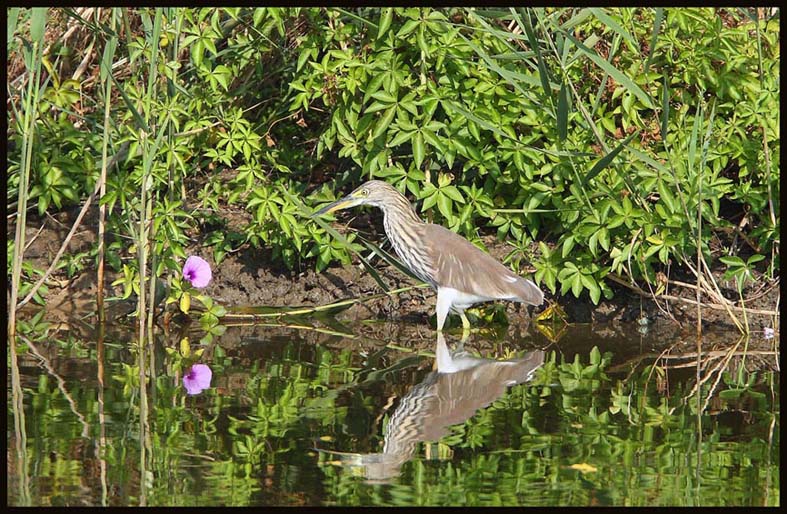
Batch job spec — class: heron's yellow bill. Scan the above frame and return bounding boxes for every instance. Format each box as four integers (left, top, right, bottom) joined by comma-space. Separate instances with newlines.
311, 195, 363, 218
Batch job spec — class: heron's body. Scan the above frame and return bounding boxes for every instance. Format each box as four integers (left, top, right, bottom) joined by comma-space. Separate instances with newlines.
314, 180, 543, 332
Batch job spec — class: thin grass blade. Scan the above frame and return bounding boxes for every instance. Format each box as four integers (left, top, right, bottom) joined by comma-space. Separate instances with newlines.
583, 131, 639, 185
457, 32, 543, 93
688, 101, 702, 174
660, 74, 669, 141
699, 99, 716, 172
443, 100, 589, 158
110, 73, 149, 132
628, 146, 669, 174
512, 7, 555, 106
335, 8, 378, 30
8, 8, 20, 44
557, 81, 569, 142
644, 8, 664, 74
357, 235, 426, 285
29, 8, 48, 44
315, 216, 391, 293
588, 8, 636, 47
559, 8, 592, 31
589, 33, 620, 115
564, 32, 655, 109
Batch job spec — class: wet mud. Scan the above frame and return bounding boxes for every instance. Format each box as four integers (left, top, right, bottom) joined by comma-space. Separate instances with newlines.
12, 203, 779, 338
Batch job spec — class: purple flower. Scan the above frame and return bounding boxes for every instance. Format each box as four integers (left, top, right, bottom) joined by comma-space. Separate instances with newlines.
183, 364, 212, 395
183, 256, 212, 288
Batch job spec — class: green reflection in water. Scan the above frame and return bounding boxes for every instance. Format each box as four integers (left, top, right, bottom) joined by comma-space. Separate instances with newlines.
6, 324, 780, 506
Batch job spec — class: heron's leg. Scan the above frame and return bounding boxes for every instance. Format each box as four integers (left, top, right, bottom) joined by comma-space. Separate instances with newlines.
434, 332, 456, 373
435, 287, 452, 332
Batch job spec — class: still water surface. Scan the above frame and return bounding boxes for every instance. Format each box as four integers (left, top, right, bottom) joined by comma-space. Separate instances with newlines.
7, 320, 779, 506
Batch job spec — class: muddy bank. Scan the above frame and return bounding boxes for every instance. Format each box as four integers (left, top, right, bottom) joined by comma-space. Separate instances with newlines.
10, 203, 780, 337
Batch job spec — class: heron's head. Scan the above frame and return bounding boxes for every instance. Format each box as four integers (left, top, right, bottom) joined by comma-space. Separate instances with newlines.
312, 180, 401, 216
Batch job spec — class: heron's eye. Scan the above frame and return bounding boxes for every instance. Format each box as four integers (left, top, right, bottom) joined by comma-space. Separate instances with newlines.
361, 188, 369, 196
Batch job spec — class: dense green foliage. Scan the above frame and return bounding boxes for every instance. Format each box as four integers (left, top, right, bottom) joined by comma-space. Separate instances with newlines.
7, 10, 780, 506
7, 8, 780, 304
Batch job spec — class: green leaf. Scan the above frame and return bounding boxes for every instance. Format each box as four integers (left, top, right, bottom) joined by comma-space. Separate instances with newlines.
557, 8, 592, 30
688, 102, 703, 173
397, 19, 420, 38
412, 131, 425, 168
335, 8, 378, 30
719, 256, 745, 267
589, 346, 601, 365
442, 185, 464, 203
365, 101, 392, 114
399, 99, 419, 117
334, 115, 352, 140
180, 292, 191, 314
719, 389, 744, 400
571, 273, 583, 298
296, 46, 313, 72
389, 129, 415, 147
372, 106, 396, 139
422, 129, 445, 154
213, 64, 232, 91
437, 193, 453, 219
370, 90, 397, 104
657, 181, 677, 213
628, 146, 669, 174
747, 254, 765, 265
444, 101, 513, 143
362, 72, 386, 105
562, 235, 575, 258
421, 190, 438, 211
377, 8, 393, 39
584, 275, 601, 304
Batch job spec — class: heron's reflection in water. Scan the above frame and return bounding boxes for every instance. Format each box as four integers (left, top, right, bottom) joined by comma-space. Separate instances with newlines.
322, 333, 545, 482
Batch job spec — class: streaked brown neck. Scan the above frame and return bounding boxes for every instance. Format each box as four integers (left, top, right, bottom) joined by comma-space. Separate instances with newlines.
378, 187, 435, 287
378, 187, 423, 228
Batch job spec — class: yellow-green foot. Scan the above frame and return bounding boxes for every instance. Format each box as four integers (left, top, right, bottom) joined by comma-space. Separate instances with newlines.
460, 312, 471, 342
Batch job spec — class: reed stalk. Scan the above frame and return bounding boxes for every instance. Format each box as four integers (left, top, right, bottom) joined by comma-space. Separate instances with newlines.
97, 9, 120, 322
9, 8, 47, 338
695, 130, 703, 337
136, 9, 164, 498
10, 334, 30, 505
